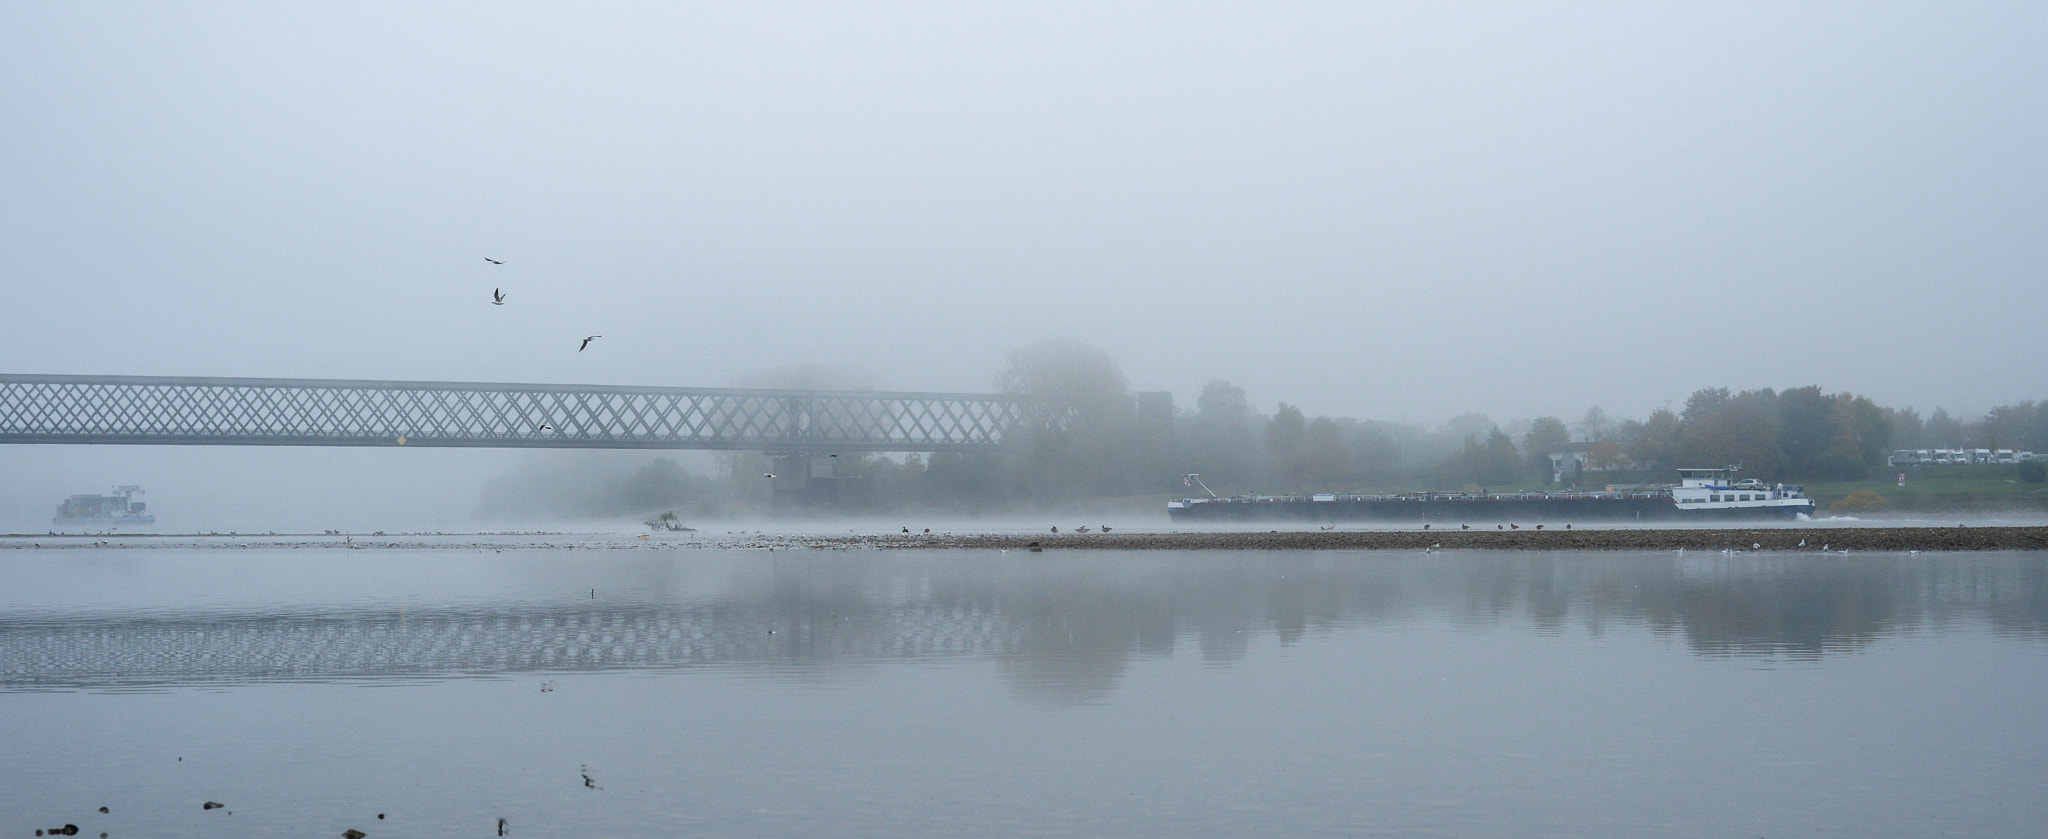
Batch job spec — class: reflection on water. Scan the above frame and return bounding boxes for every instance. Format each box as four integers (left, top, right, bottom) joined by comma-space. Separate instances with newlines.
5, 550, 2045, 696
6, 547, 2048, 839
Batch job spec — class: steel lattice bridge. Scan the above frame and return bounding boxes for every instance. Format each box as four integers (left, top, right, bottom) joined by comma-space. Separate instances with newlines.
0, 373, 1026, 453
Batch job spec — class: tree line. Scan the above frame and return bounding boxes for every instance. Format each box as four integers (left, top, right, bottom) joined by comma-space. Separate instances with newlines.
477, 340, 2048, 520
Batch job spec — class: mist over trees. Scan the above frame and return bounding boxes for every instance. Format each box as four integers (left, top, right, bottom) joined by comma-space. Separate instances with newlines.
478, 341, 2048, 521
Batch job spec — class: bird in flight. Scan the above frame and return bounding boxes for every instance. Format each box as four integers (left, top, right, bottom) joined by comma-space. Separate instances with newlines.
492, 288, 506, 305
578, 335, 601, 351
484, 257, 504, 265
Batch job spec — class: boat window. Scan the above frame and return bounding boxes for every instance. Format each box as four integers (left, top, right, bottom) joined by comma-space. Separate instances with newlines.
1711, 494, 1720, 502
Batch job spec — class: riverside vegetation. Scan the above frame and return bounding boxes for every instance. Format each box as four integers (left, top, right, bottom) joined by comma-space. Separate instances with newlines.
476, 341, 2048, 521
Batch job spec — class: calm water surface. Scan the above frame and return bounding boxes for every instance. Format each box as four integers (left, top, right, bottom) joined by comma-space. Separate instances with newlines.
4, 546, 2046, 837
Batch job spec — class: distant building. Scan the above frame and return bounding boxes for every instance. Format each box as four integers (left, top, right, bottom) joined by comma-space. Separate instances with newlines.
1547, 442, 1645, 484
1888, 448, 2036, 466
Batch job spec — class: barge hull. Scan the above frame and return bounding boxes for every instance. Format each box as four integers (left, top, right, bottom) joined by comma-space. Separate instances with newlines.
1167, 497, 1812, 523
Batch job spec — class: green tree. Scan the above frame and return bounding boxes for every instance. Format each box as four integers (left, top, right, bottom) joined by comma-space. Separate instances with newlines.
1350, 421, 1406, 485
996, 339, 1137, 499
1775, 387, 1890, 480
1925, 408, 1965, 448
1832, 393, 1892, 478
1682, 388, 1732, 424
1984, 400, 2047, 453
619, 458, 696, 514
1263, 403, 1308, 486
1303, 416, 1352, 486
1180, 380, 1256, 488
1627, 408, 1683, 472
1483, 428, 1523, 484
1444, 428, 1522, 487
1576, 406, 1612, 441
1681, 388, 1784, 478
1523, 416, 1570, 484
1775, 386, 1837, 476
1886, 407, 1926, 450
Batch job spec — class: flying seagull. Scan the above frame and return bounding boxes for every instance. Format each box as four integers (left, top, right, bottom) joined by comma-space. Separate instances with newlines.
484, 257, 504, 265
492, 288, 506, 305
578, 335, 601, 351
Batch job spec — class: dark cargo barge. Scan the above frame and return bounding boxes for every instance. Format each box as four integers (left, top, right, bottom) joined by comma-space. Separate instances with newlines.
1167, 468, 1816, 523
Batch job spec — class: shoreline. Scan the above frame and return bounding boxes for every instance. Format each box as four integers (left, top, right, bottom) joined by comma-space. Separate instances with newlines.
935, 526, 2048, 552
3, 526, 2045, 552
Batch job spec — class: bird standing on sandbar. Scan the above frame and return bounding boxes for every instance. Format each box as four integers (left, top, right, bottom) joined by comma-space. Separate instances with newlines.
579, 336, 601, 351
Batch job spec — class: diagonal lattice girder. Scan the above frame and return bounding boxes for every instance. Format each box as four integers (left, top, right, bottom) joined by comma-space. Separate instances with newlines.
0, 374, 1030, 453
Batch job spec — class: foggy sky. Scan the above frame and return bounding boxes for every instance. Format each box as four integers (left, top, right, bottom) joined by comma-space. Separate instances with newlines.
3, 3, 2045, 527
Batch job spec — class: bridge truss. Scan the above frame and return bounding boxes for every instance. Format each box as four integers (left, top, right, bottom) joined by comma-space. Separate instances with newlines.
0, 374, 1025, 453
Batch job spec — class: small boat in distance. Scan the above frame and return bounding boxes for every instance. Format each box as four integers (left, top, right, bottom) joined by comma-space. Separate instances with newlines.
1166, 466, 1814, 523
53, 485, 156, 529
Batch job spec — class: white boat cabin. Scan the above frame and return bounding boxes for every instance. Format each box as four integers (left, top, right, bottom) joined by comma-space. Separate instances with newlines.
1669, 467, 1811, 513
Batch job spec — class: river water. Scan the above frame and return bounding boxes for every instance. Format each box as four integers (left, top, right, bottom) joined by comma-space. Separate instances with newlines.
5, 545, 2046, 838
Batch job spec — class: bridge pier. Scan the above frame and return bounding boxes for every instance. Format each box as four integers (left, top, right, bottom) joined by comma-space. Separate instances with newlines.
768, 453, 840, 514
